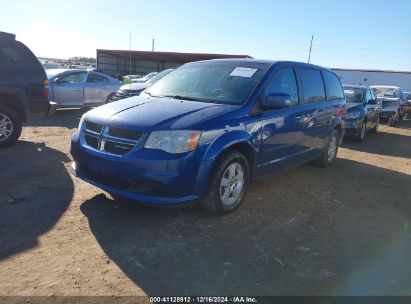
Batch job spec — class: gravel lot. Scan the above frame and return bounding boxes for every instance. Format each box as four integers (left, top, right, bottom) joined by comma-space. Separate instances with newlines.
0, 110, 411, 297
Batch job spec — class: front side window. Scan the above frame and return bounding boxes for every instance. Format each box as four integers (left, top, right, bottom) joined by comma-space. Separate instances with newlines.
145, 62, 269, 105
59, 72, 86, 84
344, 87, 365, 103
263, 67, 299, 106
298, 68, 326, 103
323, 70, 344, 100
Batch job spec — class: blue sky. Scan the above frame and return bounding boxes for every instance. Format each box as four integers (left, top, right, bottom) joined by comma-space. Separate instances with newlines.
2, 0, 411, 70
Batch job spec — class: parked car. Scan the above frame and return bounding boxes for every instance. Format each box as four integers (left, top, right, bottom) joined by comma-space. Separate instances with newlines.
47, 69, 122, 111
0, 31, 52, 148
370, 85, 408, 126
70, 59, 346, 214
404, 92, 411, 118
112, 69, 174, 101
131, 72, 158, 83
343, 85, 380, 141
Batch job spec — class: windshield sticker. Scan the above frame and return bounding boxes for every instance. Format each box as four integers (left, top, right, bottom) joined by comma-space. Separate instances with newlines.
230, 67, 258, 78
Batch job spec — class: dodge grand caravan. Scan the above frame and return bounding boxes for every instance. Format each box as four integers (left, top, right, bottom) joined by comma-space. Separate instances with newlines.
71, 59, 346, 214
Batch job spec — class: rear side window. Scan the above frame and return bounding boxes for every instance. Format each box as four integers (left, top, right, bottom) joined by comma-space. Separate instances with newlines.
323, 70, 344, 100
0, 46, 27, 70
87, 73, 108, 83
264, 67, 299, 106
299, 68, 325, 103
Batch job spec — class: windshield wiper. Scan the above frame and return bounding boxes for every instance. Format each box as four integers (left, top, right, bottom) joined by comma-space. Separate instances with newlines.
161, 95, 204, 102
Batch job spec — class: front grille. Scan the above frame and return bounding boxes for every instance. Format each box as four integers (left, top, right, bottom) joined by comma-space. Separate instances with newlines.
82, 121, 141, 156
85, 133, 99, 149
85, 121, 103, 133
104, 140, 135, 155
108, 127, 141, 140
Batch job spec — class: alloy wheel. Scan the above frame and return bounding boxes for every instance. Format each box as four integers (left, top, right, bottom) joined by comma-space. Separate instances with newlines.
327, 134, 337, 163
0, 113, 13, 142
219, 163, 245, 207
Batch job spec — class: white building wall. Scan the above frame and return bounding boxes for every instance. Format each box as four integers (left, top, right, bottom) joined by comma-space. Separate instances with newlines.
332, 69, 411, 92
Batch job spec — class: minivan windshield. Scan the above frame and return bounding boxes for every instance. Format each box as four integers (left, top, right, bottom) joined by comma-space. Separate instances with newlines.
372, 87, 399, 98
344, 87, 365, 103
145, 61, 269, 104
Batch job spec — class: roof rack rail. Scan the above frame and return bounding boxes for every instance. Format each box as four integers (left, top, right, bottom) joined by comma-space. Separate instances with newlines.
0, 31, 16, 40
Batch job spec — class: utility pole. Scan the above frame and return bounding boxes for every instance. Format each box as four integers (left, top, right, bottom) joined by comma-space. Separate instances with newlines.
152, 38, 155, 52
307, 35, 314, 64
129, 32, 132, 74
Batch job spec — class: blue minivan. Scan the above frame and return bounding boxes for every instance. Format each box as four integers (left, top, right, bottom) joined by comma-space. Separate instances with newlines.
71, 59, 346, 214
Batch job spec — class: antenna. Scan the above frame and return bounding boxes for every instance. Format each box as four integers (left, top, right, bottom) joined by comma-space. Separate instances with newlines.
307, 35, 314, 63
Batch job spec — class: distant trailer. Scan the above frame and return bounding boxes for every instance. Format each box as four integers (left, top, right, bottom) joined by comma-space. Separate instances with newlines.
332, 68, 411, 91
96, 49, 252, 78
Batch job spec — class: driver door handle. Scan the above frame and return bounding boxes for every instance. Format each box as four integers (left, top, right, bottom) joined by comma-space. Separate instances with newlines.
75, 88, 81, 91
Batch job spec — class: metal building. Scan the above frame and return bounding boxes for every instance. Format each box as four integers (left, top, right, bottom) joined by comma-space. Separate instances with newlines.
332, 68, 411, 91
96, 49, 252, 77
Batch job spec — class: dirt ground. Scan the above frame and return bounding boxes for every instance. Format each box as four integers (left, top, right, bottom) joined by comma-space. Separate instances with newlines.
0, 109, 411, 297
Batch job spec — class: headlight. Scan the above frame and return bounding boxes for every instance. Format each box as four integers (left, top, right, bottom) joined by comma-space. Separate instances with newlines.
78, 114, 85, 130
346, 110, 361, 119
144, 130, 201, 154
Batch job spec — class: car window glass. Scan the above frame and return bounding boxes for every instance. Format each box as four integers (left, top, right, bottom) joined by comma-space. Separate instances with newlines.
264, 67, 298, 106
299, 68, 325, 103
87, 73, 107, 83
365, 89, 372, 101
344, 88, 364, 103
59, 72, 85, 83
0, 46, 27, 69
323, 70, 344, 100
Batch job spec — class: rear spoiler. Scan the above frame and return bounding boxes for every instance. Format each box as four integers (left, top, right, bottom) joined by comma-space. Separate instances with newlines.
0, 31, 16, 40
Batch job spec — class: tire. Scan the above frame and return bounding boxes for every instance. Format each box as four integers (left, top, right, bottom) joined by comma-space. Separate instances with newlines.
315, 129, 340, 168
106, 94, 116, 104
0, 105, 22, 148
369, 117, 379, 133
200, 150, 249, 214
388, 117, 397, 127
355, 120, 366, 142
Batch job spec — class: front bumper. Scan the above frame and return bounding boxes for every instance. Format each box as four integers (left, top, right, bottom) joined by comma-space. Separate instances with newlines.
70, 132, 212, 205
344, 118, 362, 135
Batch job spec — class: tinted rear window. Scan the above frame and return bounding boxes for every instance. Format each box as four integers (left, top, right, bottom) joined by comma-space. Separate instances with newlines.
0, 41, 42, 72
323, 70, 344, 100
0, 46, 27, 70
299, 68, 325, 103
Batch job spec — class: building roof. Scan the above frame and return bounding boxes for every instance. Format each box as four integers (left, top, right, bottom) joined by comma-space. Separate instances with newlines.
332, 67, 411, 74
97, 49, 253, 63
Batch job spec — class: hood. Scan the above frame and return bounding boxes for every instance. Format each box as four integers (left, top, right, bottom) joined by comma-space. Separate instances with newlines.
85, 96, 239, 132
345, 102, 363, 111
120, 82, 148, 91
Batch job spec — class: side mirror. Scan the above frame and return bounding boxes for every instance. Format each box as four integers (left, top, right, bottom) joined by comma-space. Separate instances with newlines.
263, 93, 292, 110
367, 99, 378, 105
53, 77, 61, 83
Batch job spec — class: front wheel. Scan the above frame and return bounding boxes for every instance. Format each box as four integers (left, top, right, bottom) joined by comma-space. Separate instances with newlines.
315, 129, 340, 168
369, 117, 379, 133
0, 105, 22, 148
200, 151, 249, 214
355, 120, 366, 141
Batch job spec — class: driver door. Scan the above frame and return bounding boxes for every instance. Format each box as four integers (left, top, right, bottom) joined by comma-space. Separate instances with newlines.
53, 72, 86, 106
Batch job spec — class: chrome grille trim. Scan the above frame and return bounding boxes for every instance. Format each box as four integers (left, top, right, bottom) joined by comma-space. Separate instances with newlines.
83, 123, 141, 156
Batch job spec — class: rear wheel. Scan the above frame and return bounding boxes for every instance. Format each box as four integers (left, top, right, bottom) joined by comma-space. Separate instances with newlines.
106, 94, 116, 104
0, 105, 22, 148
315, 129, 340, 168
200, 151, 249, 214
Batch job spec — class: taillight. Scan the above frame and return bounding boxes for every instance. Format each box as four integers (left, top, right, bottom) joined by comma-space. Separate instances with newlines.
43, 79, 49, 100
